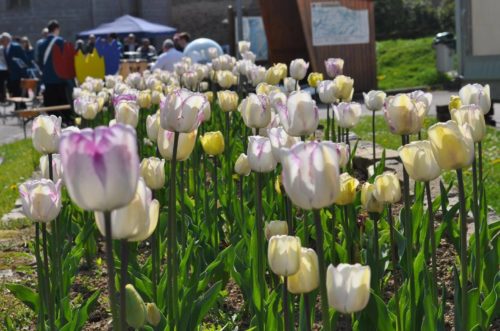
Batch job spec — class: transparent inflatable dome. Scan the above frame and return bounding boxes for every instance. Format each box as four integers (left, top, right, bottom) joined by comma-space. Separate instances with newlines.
183, 38, 223, 64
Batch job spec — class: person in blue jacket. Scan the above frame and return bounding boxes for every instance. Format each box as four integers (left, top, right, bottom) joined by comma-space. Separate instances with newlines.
37, 20, 71, 123
0, 32, 28, 102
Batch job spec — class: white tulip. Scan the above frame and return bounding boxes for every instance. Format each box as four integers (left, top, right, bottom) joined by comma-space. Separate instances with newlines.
140, 157, 165, 190
268, 127, 300, 160
334, 102, 362, 129
19, 178, 62, 223
326, 263, 371, 314
459, 83, 491, 114
363, 90, 386, 111
289, 59, 309, 81
32, 115, 61, 154
278, 91, 319, 136
267, 235, 301, 276
40, 154, 63, 183
247, 136, 277, 173
239, 94, 272, 129
288, 248, 319, 294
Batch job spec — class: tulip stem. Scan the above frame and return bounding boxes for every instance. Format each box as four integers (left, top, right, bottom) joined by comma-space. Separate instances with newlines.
456, 168, 468, 329
167, 131, 180, 328
213, 156, 220, 247
425, 181, 438, 306
326, 104, 330, 141
331, 104, 336, 143
313, 209, 331, 331
345, 128, 350, 148
478, 142, 483, 186
342, 206, 352, 263
104, 211, 119, 331
34, 223, 46, 330
387, 205, 402, 331
120, 239, 129, 331
283, 277, 293, 331
331, 206, 337, 264
401, 135, 415, 331
472, 147, 480, 290
369, 212, 380, 293
180, 162, 186, 248
255, 172, 266, 329
41, 224, 55, 330
372, 110, 376, 166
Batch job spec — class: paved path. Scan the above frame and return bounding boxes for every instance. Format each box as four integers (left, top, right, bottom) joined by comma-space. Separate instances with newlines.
0, 103, 30, 145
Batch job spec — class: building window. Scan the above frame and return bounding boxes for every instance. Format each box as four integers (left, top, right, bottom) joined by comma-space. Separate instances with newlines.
8, 0, 30, 10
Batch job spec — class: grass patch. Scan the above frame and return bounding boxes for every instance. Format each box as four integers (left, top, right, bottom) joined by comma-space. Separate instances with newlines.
0, 139, 40, 217
376, 36, 450, 90
351, 115, 500, 213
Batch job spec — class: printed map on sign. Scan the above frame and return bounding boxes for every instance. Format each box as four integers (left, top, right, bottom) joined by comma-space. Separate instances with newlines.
311, 2, 369, 46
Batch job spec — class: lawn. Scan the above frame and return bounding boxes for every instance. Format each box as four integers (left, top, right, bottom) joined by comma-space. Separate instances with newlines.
376, 36, 450, 90
352, 115, 500, 213
0, 139, 40, 217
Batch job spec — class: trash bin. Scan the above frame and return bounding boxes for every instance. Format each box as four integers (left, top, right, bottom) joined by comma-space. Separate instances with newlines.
433, 32, 456, 73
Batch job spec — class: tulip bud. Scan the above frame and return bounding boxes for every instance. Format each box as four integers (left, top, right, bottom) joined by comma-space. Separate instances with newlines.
459, 83, 491, 114
281, 141, 340, 210
334, 102, 362, 129
307, 72, 323, 88
450, 105, 486, 142
289, 58, 309, 80
265, 63, 287, 85
247, 136, 277, 173
268, 235, 301, 276
158, 128, 197, 161
74, 95, 99, 120
32, 115, 61, 154
361, 182, 384, 213
265, 220, 289, 240
326, 263, 371, 313
324, 58, 344, 78
160, 89, 206, 133
277, 91, 319, 137
138, 90, 152, 108
238, 40, 251, 54
398, 141, 441, 182
217, 90, 239, 112
146, 112, 160, 143
125, 284, 147, 328
234, 153, 251, 176
200, 131, 225, 156
373, 172, 401, 204
182, 71, 199, 91
449, 95, 462, 111
207, 47, 219, 59
19, 179, 62, 223
241, 51, 256, 63
428, 120, 474, 170
334, 173, 359, 205
268, 127, 301, 160
115, 101, 139, 128
282, 77, 296, 94
146, 303, 162, 326
95, 178, 159, 241
256, 82, 281, 97
239, 94, 272, 129
59, 124, 139, 211
335, 142, 350, 168
288, 247, 319, 294
317, 80, 336, 104
40, 154, 63, 183
384, 94, 426, 135
140, 157, 165, 190
363, 90, 386, 111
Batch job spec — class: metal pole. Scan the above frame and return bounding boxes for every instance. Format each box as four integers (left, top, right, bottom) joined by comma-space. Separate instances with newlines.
235, 0, 243, 42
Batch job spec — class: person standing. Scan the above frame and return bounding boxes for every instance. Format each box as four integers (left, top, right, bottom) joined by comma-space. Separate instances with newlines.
151, 39, 183, 72
137, 38, 157, 61
0, 43, 7, 103
37, 20, 70, 122
0, 32, 28, 101
35, 28, 48, 65
173, 32, 191, 52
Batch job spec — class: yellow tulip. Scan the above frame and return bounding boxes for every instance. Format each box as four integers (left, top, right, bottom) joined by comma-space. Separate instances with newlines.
288, 247, 319, 294
138, 90, 152, 109
428, 120, 474, 170
74, 49, 105, 84
200, 131, 225, 156
361, 182, 384, 213
448, 95, 462, 111
217, 90, 239, 112
307, 72, 323, 88
334, 173, 359, 205
332, 75, 354, 101
125, 284, 147, 328
205, 91, 214, 103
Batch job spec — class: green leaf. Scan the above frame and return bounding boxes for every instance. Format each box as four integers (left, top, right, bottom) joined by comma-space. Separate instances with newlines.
357, 290, 395, 331
5, 283, 40, 313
